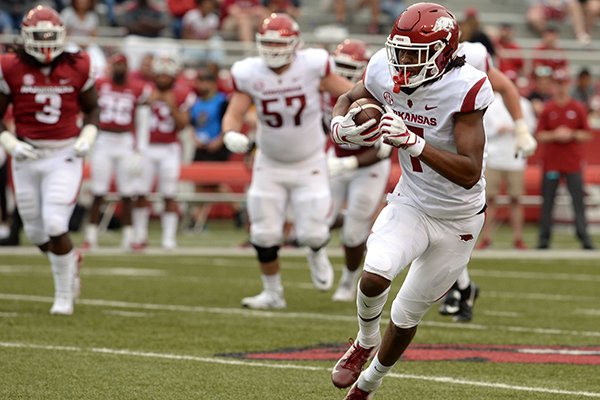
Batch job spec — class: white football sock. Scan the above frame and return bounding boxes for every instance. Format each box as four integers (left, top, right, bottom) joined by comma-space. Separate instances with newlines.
456, 268, 470, 290
340, 266, 360, 288
132, 207, 149, 244
85, 225, 98, 246
121, 225, 133, 249
161, 212, 178, 248
48, 250, 76, 301
357, 283, 390, 348
261, 273, 283, 295
357, 355, 391, 392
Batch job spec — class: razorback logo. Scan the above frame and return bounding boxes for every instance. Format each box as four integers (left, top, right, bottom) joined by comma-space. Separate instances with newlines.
433, 17, 455, 33
459, 234, 474, 242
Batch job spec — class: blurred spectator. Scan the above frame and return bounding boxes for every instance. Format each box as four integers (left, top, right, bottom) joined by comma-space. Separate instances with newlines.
580, 0, 600, 36
532, 25, 568, 75
0, 0, 36, 31
167, 0, 195, 38
60, 0, 99, 38
103, 0, 128, 26
535, 69, 595, 250
460, 7, 495, 56
478, 94, 537, 250
527, 0, 590, 44
181, 0, 224, 64
188, 63, 232, 229
219, 0, 266, 43
528, 65, 555, 115
0, 10, 13, 33
118, 0, 167, 37
571, 67, 596, 110
263, 0, 300, 18
380, 0, 405, 21
334, 0, 381, 34
495, 23, 525, 82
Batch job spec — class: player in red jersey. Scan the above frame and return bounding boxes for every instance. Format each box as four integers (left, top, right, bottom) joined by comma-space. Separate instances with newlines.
131, 54, 195, 250
0, 5, 99, 315
84, 53, 151, 251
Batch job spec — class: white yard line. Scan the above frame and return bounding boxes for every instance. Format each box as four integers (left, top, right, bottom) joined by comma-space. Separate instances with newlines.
575, 309, 600, 316
1, 292, 599, 338
0, 341, 598, 398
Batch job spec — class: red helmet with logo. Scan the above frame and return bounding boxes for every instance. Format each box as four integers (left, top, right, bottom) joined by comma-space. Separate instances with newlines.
21, 5, 66, 64
386, 2, 459, 89
256, 13, 301, 68
333, 39, 372, 82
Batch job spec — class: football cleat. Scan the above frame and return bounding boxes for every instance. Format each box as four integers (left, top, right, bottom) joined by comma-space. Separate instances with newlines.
307, 248, 334, 291
332, 339, 378, 389
453, 283, 479, 323
50, 296, 73, 315
344, 383, 374, 400
332, 283, 356, 302
80, 240, 96, 251
438, 282, 460, 316
241, 291, 286, 310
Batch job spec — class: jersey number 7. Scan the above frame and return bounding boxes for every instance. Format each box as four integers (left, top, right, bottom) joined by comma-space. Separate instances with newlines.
261, 94, 306, 128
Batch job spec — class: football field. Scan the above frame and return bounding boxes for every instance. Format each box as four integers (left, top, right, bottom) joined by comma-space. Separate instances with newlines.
0, 224, 599, 399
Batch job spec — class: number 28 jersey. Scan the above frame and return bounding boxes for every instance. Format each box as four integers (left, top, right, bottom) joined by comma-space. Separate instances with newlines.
231, 48, 333, 163
364, 49, 494, 219
0, 51, 94, 141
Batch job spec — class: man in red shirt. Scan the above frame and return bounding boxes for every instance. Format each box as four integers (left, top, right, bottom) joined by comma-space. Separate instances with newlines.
0, 6, 99, 315
536, 69, 595, 249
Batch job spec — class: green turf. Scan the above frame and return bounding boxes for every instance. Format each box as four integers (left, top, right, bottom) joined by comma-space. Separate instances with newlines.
0, 222, 599, 399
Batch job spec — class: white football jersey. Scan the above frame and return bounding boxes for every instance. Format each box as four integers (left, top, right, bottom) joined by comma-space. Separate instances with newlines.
457, 41, 492, 73
231, 48, 334, 163
364, 49, 494, 219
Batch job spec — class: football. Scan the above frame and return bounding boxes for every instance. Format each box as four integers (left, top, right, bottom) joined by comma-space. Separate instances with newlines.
349, 97, 385, 127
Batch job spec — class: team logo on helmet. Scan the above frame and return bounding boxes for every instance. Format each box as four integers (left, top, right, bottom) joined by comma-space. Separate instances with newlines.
433, 17, 455, 33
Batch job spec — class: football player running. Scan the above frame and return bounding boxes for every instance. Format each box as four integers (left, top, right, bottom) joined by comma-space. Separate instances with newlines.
222, 13, 353, 309
131, 54, 196, 250
326, 39, 392, 302
437, 39, 539, 322
0, 5, 100, 315
329, 3, 494, 398
84, 53, 151, 251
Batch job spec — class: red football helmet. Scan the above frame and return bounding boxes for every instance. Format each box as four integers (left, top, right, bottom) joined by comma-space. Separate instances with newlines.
385, 2, 459, 89
21, 5, 66, 64
333, 39, 371, 82
256, 13, 301, 68
152, 53, 181, 77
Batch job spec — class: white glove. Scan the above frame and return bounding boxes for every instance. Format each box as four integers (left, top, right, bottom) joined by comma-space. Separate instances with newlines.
327, 155, 358, 177
514, 119, 537, 157
73, 124, 98, 157
223, 131, 251, 153
126, 151, 144, 178
375, 137, 393, 159
0, 131, 39, 161
379, 106, 425, 157
331, 107, 379, 146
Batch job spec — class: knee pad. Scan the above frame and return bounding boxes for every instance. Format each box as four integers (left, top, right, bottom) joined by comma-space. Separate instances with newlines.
296, 222, 329, 249
252, 244, 280, 263
390, 296, 430, 329
342, 215, 371, 248
43, 213, 69, 237
23, 224, 48, 246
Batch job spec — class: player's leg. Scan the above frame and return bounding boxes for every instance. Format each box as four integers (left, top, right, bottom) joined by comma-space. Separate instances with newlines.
84, 135, 114, 249
332, 202, 427, 389
114, 134, 136, 250
40, 151, 85, 315
507, 170, 527, 249
243, 163, 288, 309
349, 212, 484, 397
333, 161, 389, 301
158, 143, 181, 250
538, 171, 560, 249
132, 149, 155, 249
565, 172, 594, 249
291, 157, 334, 291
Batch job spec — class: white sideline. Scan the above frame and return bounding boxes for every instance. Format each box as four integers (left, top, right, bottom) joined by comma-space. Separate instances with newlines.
0, 341, 599, 398
1, 292, 600, 338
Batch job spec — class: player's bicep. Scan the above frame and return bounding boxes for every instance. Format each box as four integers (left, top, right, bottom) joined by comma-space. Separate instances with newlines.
453, 109, 486, 165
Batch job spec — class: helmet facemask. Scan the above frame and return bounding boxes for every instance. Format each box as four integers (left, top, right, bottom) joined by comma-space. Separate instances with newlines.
256, 33, 299, 69
333, 56, 366, 83
385, 34, 449, 89
22, 22, 65, 64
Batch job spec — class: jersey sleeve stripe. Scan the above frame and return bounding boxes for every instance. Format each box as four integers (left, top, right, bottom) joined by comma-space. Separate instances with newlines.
324, 56, 331, 77
460, 77, 487, 113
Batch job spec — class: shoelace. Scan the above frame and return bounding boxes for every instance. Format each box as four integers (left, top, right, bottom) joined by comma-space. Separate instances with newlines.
346, 386, 370, 400
343, 339, 371, 369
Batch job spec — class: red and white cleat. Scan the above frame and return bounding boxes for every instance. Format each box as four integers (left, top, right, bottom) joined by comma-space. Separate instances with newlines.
344, 383, 374, 399
332, 339, 378, 389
